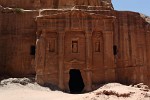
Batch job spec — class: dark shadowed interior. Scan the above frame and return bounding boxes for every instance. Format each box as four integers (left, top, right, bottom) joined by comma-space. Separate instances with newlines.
69, 69, 85, 94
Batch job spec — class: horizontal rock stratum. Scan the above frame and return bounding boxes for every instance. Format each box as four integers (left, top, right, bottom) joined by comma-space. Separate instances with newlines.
0, 0, 113, 9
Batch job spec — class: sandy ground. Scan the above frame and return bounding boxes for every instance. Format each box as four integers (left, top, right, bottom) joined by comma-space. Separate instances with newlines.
0, 78, 150, 100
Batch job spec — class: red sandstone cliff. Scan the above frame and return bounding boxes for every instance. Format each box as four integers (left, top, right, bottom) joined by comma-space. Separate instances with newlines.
0, 0, 150, 92
0, 0, 113, 9
0, 6, 38, 76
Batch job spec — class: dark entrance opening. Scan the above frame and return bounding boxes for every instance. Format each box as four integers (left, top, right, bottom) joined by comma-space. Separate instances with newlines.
69, 69, 85, 94
30, 45, 36, 55
113, 45, 117, 55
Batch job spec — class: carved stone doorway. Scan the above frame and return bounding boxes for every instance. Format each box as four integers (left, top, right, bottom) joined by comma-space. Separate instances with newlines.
69, 69, 85, 94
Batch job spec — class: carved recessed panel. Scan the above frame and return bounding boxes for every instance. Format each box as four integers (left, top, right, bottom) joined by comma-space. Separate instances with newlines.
43, 31, 58, 53
95, 40, 101, 52
93, 32, 103, 53
48, 39, 56, 52
72, 40, 78, 53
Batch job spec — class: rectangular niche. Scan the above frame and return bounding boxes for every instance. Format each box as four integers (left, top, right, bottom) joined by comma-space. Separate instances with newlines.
95, 41, 101, 52
48, 39, 56, 52
72, 40, 78, 53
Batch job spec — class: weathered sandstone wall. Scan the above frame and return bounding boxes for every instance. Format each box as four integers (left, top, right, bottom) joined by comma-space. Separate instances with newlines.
113, 11, 150, 86
0, 0, 52, 9
0, 7, 3, 75
34, 8, 150, 91
0, 0, 150, 92
35, 9, 116, 91
0, 0, 113, 9
0, 9, 38, 76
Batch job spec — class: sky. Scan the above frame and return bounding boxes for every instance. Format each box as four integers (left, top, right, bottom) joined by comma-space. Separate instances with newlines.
112, 0, 150, 16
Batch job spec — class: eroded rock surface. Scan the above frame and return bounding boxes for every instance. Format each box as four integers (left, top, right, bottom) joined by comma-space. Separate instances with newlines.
0, 0, 150, 92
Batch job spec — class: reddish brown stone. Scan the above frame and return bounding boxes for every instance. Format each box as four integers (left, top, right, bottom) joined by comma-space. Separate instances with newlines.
0, 0, 150, 92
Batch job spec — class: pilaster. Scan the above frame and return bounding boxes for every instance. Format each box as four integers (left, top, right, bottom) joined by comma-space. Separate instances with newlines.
85, 32, 92, 91
58, 32, 65, 90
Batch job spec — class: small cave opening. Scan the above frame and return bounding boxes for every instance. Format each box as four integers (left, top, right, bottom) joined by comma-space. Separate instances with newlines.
30, 45, 36, 55
113, 45, 117, 55
69, 69, 85, 94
